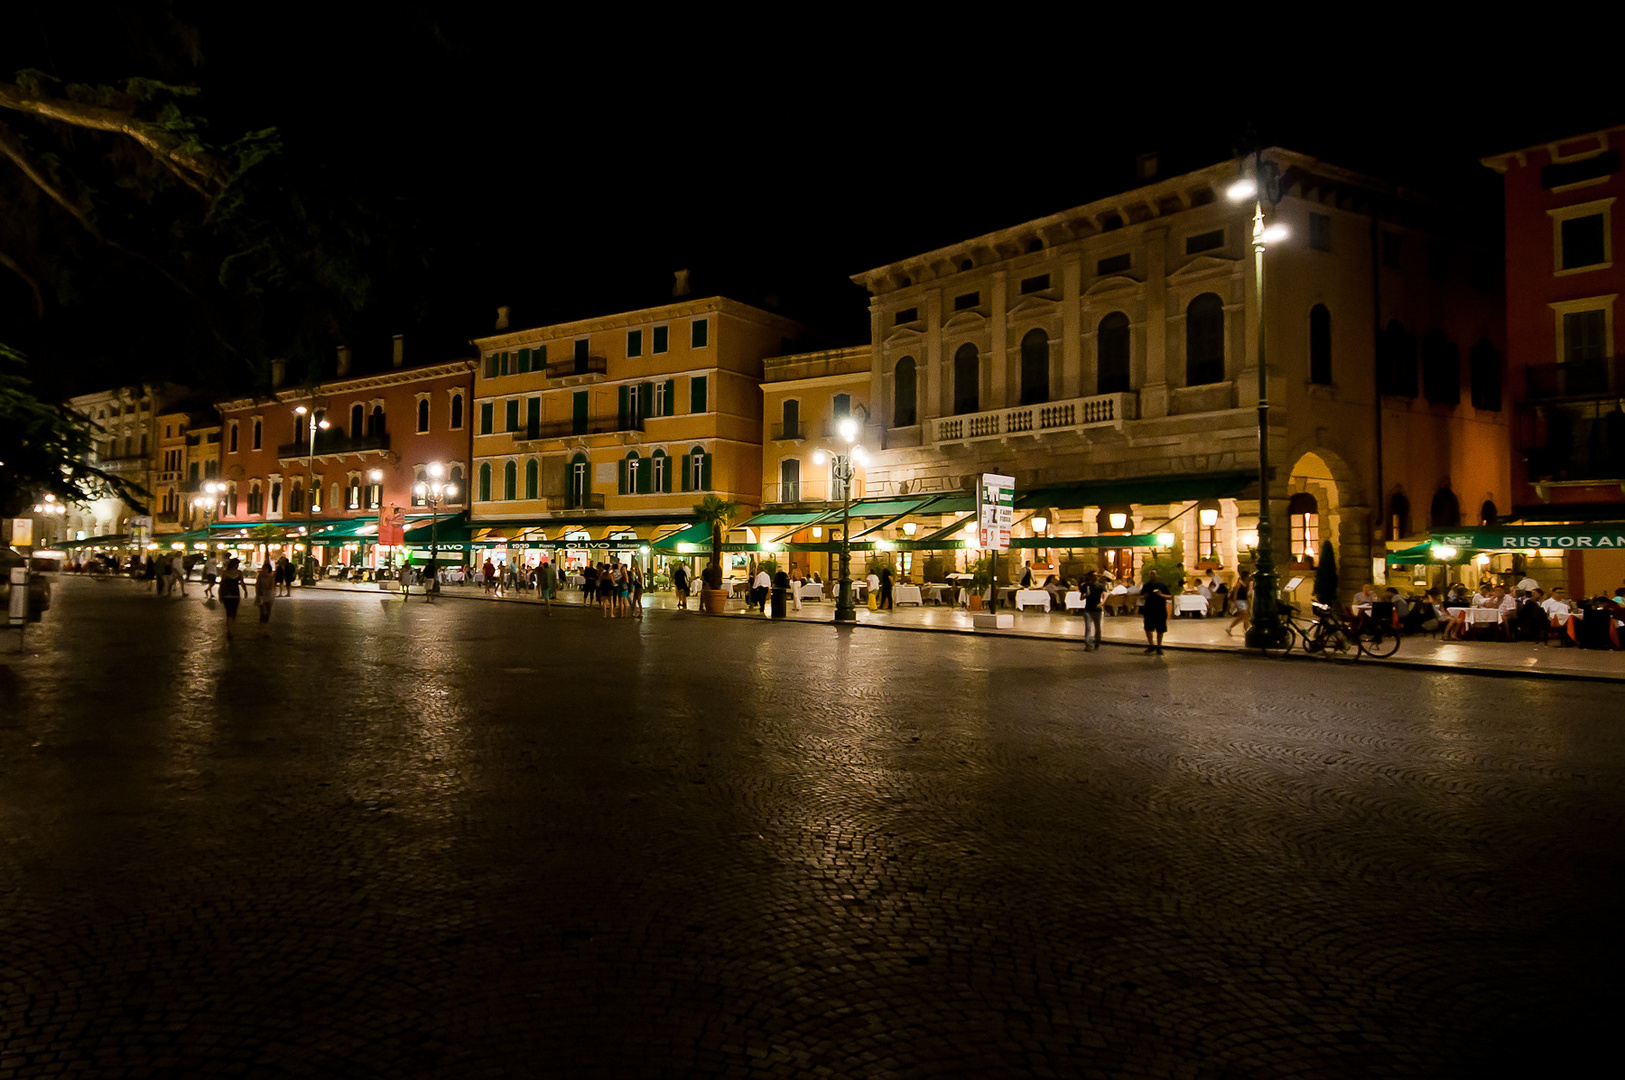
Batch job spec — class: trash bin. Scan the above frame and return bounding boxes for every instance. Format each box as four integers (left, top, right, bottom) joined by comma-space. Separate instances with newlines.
771, 570, 789, 619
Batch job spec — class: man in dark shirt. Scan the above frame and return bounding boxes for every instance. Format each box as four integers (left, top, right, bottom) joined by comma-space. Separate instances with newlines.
1141, 569, 1172, 655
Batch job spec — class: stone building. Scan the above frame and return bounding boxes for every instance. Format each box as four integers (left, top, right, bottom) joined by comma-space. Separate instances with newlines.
829, 147, 1509, 598
64, 384, 187, 541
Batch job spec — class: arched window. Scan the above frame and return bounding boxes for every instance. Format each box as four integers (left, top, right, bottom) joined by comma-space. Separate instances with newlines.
478, 462, 492, 502
369, 405, 384, 436
652, 449, 670, 493
780, 398, 800, 439
686, 445, 709, 491
953, 343, 980, 415
229, 424, 239, 453
227, 482, 240, 517
448, 465, 463, 503
289, 480, 304, 514
450, 394, 464, 430
524, 458, 538, 500
330, 482, 341, 513
252, 418, 262, 450
1480, 500, 1497, 526
1389, 492, 1411, 540
622, 451, 647, 495
1379, 321, 1418, 397
893, 357, 917, 427
247, 482, 263, 516
1469, 339, 1503, 411
1422, 330, 1461, 405
1186, 293, 1225, 385
1288, 492, 1319, 565
503, 460, 517, 500
1309, 304, 1332, 385
351, 404, 364, 438
1098, 312, 1131, 395
1019, 329, 1050, 405
1429, 488, 1461, 529
417, 398, 431, 433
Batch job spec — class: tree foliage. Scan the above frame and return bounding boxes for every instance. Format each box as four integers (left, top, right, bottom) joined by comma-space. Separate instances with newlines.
1314, 539, 1339, 603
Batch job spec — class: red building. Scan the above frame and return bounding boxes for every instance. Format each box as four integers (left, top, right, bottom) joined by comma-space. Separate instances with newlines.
213, 340, 475, 567
1483, 125, 1625, 596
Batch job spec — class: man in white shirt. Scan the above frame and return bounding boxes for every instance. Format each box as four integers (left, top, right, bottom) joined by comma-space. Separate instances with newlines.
752, 567, 772, 613
1541, 587, 1571, 619
1516, 576, 1540, 593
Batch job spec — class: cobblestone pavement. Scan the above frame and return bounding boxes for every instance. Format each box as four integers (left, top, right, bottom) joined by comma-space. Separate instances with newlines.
2, 577, 1623, 1078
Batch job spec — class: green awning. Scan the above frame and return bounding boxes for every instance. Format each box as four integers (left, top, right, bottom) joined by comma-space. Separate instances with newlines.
1008, 534, 1163, 549
48, 533, 130, 550
734, 510, 826, 528
403, 511, 472, 546
1430, 524, 1625, 551
651, 522, 714, 550
1016, 471, 1255, 510
153, 529, 216, 546
308, 518, 385, 546
1388, 540, 1469, 565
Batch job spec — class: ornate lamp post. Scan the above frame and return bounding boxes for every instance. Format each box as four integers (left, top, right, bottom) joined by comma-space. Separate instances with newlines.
412, 461, 457, 602
293, 405, 330, 583
31, 494, 67, 546
812, 416, 867, 624
1228, 157, 1292, 650
190, 479, 224, 538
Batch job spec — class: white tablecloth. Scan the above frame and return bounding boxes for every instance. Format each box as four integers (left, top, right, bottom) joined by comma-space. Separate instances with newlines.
1064, 590, 1086, 611
893, 584, 922, 606
1174, 594, 1208, 615
1465, 608, 1506, 626
1014, 589, 1051, 612
798, 582, 825, 600
922, 584, 951, 604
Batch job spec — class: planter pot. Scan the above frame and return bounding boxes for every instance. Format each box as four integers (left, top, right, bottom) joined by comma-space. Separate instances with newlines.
700, 587, 728, 614
968, 594, 983, 611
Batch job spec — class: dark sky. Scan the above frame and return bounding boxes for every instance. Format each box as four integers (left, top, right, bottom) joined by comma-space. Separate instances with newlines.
6, 6, 1620, 393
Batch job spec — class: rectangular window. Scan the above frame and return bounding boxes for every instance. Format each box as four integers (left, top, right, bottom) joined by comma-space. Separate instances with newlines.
526, 397, 540, 439
574, 339, 589, 362
1096, 254, 1131, 275
1308, 213, 1331, 252
517, 348, 531, 374
1560, 214, 1607, 270
485, 355, 499, 378
1382, 232, 1402, 269
691, 319, 708, 348
1563, 310, 1607, 363
505, 399, 520, 432
627, 329, 643, 357
654, 381, 668, 417
653, 325, 668, 353
1185, 230, 1224, 255
954, 291, 980, 311
480, 402, 493, 434
1019, 273, 1050, 294
690, 375, 708, 413
894, 308, 918, 324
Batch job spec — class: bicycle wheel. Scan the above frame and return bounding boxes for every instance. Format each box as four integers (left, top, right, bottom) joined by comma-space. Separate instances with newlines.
1259, 622, 1298, 658
1357, 624, 1401, 658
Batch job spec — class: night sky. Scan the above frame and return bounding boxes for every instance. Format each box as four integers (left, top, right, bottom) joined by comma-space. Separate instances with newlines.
3, 7, 1618, 397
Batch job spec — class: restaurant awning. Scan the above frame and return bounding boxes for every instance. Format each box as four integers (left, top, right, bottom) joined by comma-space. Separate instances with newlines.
48, 533, 130, 550
308, 519, 382, 546
403, 511, 472, 548
650, 522, 714, 550
1429, 524, 1625, 551
154, 528, 215, 547
1015, 471, 1255, 510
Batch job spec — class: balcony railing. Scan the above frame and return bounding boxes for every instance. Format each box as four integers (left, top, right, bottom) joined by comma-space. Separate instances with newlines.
1517, 399, 1625, 482
544, 356, 608, 379
518, 415, 643, 442
276, 430, 391, 458
1523, 357, 1625, 401
930, 391, 1136, 444
545, 494, 606, 511
770, 421, 807, 441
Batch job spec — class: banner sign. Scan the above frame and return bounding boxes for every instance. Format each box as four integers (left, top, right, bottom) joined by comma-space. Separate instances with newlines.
1433, 526, 1625, 550
8, 518, 33, 546
977, 473, 1014, 551
378, 505, 406, 546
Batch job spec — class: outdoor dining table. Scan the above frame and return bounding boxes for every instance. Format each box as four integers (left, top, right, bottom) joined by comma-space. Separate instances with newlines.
798, 581, 825, 600
892, 584, 923, 606
921, 584, 951, 604
1013, 589, 1051, 612
1173, 594, 1208, 616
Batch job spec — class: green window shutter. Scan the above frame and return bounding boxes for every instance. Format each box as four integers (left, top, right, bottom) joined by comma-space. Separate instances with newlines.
638, 457, 652, 494
663, 379, 675, 417
480, 402, 493, 434
618, 385, 629, 428
617, 458, 627, 495
525, 460, 538, 499
479, 463, 491, 501
680, 454, 691, 491
640, 382, 655, 421
701, 452, 712, 491
518, 348, 532, 373
500, 352, 509, 376
573, 391, 588, 435
537, 344, 547, 368
691, 376, 707, 413
527, 397, 540, 437
485, 355, 497, 378
505, 399, 519, 432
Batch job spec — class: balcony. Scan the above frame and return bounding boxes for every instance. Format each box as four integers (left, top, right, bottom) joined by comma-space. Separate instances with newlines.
276, 430, 391, 459
545, 494, 606, 511
770, 421, 807, 441
1523, 357, 1625, 401
514, 415, 643, 444
1517, 399, 1625, 483
930, 391, 1136, 444
544, 356, 608, 381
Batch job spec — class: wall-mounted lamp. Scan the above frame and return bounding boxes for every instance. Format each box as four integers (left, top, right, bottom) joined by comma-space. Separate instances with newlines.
1032, 516, 1048, 534
1198, 508, 1219, 528
902, 521, 917, 537
1108, 512, 1128, 530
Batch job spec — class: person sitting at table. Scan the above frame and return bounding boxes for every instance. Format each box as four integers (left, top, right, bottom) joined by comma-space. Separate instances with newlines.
1383, 587, 1410, 623
1404, 588, 1440, 635
1542, 587, 1572, 620
1355, 584, 1381, 609
1019, 562, 1033, 588
1511, 587, 1551, 642
1441, 590, 1472, 641
1470, 582, 1494, 608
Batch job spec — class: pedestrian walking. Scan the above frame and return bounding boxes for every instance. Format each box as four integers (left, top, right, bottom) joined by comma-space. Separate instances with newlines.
482, 558, 496, 596
630, 565, 644, 619
201, 554, 219, 599
218, 558, 245, 640
170, 552, 187, 596
673, 562, 690, 609
1141, 569, 1171, 655
788, 564, 803, 612
1227, 571, 1251, 637
254, 561, 276, 636
277, 554, 294, 596
879, 565, 894, 610
1082, 571, 1105, 650
398, 561, 412, 601
539, 558, 556, 615
752, 565, 772, 613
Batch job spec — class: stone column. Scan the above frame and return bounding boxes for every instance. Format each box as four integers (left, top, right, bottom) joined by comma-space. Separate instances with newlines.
923, 289, 942, 423
1141, 227, 1169, 419
1061, 257, 1082, 400
989, 271, 1008, 410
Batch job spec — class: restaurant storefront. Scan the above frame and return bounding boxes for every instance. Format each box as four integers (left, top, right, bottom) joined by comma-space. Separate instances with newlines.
1388, 523, 1625, 598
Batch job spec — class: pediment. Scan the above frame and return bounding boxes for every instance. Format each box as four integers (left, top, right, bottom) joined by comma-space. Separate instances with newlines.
1167, 254, 1238, 281
942, 310, 987, 332
884, 325, 926, 346
1082, 273, 1143, 298
1006, 293, 1058, 317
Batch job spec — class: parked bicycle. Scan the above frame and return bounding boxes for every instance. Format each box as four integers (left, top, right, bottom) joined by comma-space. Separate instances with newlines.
1261, 600, 1400, 660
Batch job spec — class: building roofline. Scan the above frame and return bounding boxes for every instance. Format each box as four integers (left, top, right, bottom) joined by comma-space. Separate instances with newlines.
214, 359, 475, 412
1480, 123, 1625, 173
469, 295, 803, 351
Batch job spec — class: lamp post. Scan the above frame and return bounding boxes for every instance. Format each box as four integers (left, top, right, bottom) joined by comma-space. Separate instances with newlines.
812, 416, 867, 624
1228, 156, 1291, 651
190, 480, 224, 532
368, 468, 383, 571
31, 494, 67, 546
293, 405, 330, 583
412, 461, 457, 603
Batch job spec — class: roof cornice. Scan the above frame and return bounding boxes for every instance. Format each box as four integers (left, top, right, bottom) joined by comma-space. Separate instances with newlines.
215, 360, 475, 411
470, 296, 803, 351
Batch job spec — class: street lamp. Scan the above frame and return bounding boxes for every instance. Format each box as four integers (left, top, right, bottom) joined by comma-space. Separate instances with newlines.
812, 416, 866, 623
412, 461, 457, 602
32, 494, 67, 546
190, 480, 225, 535
1230, 153, 1291, 651
294, 405, 330, 582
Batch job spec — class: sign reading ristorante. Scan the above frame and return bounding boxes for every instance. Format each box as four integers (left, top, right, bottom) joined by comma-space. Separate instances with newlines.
1433, 526, 1625, 550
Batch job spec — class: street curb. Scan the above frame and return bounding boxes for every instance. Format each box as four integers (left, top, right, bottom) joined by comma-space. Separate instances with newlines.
304, 581, 1625, 685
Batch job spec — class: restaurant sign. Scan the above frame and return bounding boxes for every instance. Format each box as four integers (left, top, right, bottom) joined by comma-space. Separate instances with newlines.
1434, 526, 1625, 550
977, 473, 1014, 551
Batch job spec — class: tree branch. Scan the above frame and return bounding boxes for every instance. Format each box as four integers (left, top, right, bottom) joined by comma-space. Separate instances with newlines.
0, 121, 106, 241
0, 249, 45, 317
0, 80, 226, 197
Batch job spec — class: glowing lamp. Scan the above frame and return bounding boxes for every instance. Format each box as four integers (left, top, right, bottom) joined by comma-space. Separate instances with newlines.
838, 417, 858, 442
1475, 553, 1491, 565
1108, 512, 1128, 530
1262, 223, 1290, 245
1032, 516, 1048, 534
368, 469, 383, 482
1227, 178, 1258, 202
812, 450, 828, 465
1198, 508, 1219, 527
294, 405, 308, 415
1155, 532, 1176, 548
1239, 529, 1259, 548
1431, 545, 1458, 560
902, 522, 917, 536
812, 527, 822, 538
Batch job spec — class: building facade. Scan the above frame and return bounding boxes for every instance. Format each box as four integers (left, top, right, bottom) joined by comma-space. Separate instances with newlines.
819, 148, 1509, 598
1483, 125, 1625, 596
469, 297, 804, 564
212, 345, 474, 564
65, 384, 186, 540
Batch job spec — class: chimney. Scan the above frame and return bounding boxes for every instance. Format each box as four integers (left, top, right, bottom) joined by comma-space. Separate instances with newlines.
391, 334, 404, 368
672, 269, 692, 298
495, 306, 510, 331
270, 358, 286, 387
336, 344, 352, 376
1136, 151, 1159, 182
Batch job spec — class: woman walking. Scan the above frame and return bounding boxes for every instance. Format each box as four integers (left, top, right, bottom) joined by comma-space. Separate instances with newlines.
201, 554, 219, 600
673, 562, 690, 610
630, 565, 644, 619
538, 558, 556, 615
1227, 571, 1251, 637
254, 561, 276, 637
218, 558, 245, 640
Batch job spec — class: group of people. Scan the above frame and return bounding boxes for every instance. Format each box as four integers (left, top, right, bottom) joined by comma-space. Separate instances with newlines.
578, 560, 643, 618
477, 558, 560, 610
1401, 578, 1625, 647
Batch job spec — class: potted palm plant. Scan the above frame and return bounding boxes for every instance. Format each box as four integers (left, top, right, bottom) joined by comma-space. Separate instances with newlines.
693, 493, 738, 614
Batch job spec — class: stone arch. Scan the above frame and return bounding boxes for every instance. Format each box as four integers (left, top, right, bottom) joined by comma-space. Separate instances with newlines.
1278, 441, 1368, 603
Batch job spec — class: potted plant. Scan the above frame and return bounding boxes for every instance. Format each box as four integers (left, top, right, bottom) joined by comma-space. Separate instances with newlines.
693, 493, 738, 614
968, 554, 991, 611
